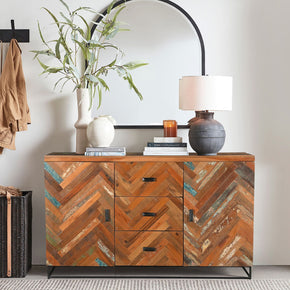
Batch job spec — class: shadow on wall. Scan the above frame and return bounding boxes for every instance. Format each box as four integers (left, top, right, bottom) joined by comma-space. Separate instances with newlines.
27, 95, 76, 264
245, 0, 290, 264
36, 96, 76, 154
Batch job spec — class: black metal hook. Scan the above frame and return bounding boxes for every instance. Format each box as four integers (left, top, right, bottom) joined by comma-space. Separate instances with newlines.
0, 19, 29, 42
11, 20, 15, 38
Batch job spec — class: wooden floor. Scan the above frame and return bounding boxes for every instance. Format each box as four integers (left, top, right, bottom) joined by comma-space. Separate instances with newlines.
22, 265, 290, 280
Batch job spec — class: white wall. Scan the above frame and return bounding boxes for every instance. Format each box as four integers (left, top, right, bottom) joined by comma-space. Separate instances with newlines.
0, 0, 290, 265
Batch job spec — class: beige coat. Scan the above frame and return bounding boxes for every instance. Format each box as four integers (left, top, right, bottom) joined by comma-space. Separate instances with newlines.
0, 39, 31, 153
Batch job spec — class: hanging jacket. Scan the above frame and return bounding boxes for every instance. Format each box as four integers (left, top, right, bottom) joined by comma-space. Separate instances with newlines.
0, 39, 31, 153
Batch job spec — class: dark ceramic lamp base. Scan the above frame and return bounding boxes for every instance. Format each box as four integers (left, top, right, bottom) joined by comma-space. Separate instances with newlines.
189, 111, 225, 156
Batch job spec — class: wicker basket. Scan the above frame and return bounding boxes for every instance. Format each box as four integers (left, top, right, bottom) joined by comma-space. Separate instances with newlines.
0, 191, 32, 278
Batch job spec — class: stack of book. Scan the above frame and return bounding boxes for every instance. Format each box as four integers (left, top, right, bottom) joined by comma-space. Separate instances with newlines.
143, 137, 189, 155
85, 147, 126, 156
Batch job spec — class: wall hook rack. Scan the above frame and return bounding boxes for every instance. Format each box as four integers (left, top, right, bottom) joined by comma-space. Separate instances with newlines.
0, 20, 30, 42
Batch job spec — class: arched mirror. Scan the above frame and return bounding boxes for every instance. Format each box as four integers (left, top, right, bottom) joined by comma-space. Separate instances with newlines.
91, 0, 204, 128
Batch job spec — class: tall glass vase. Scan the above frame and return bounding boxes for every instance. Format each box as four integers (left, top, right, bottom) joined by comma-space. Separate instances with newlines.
74, 88, 92, 154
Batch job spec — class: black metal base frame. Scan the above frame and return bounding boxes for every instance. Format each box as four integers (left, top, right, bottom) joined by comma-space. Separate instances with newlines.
47, 266, 252, 280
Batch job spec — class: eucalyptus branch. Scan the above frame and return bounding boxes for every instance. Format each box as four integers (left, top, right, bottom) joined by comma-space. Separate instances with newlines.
32, 0, 148, 109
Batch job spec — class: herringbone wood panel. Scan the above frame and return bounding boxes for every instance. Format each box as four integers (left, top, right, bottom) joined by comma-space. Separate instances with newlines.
45, 162, 115, 266
115, 197, 183, 231
115, 231, 183, 266
184, 161, 254, 266
115, 162, 183, 197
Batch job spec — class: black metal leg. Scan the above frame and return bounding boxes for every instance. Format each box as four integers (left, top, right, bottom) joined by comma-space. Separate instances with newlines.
47, 266, 55, 279
45, 266, 252, 279
242, 266, 252, 279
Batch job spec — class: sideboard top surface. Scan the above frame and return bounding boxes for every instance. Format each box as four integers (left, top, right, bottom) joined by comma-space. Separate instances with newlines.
44, 152, 255, 162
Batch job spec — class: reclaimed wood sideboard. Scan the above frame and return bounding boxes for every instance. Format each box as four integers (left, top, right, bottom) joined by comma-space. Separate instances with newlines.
44, 153, 254, 273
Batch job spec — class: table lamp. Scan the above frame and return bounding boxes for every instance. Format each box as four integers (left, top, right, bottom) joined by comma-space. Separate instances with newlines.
179, 75, 232, 155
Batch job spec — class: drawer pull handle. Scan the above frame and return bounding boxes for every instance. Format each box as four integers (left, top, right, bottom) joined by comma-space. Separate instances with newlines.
143, 247, 156, 252
105, 209, 111, 222
189, 209, 194, 222
142, 212, 156, 217
142, 177, 157, 182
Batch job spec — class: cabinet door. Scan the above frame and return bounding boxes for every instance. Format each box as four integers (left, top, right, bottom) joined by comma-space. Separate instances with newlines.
45, 161, 114, 266
184, 161, 254, 266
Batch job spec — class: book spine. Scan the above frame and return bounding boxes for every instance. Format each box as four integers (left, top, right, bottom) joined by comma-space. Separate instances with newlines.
26, 192, 32, 274
153, 137, 182, 143
144, 147, 187, 152
20, 196, 25, 277
2, 197, 7, 278
85, 151, 126, 156
86, 147, 125, 152
143, 151, 189, 156
11, 197, 17, 277
147, 142, 187, 147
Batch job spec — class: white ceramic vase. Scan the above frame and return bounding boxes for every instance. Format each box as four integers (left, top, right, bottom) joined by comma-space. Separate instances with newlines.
74, 88, 92, 154
87, 115, 116, 147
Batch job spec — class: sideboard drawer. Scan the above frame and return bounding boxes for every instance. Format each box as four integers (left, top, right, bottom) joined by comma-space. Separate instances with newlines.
115, 162, 183, 197
115, 197, 183, 231
115, 231, 183, 266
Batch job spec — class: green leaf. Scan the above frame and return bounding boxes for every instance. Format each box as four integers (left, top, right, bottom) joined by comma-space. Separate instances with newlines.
73, 7, 97, 14
86, 74, 99, 83
55, 39, 61, 59
107, 0, 117, 14
46, 67, 63, 73
98, 77, 109, 91
60, 12, 73, 26
123, 61, 149, 70
63, 53, 70, 66
37, 21, 48, 45
53, 76, 67, 90
68, 58, 81, 79
97, 85, 102, 109
59, 77, 71, 92
112, 5, 126, 24
37, 58, 49, 70
88, 83, 93, 110
42, 7, 60, 28
31, 49, 54, 59
116, 66, 126, 76
58, 28, 71, 54
76, 14, 91, 40
71, 38, 88, 60
59, 0, 71, 15
118, 28, 130, 32
123, 72, 143, 100
108, 57, 117, 67
101, 43, 119, 50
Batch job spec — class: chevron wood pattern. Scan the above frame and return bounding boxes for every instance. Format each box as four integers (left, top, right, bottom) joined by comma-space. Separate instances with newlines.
45, 162, 115, 266
115, 162, 183, 197
184, 161, 254, 267
115, 197, 183, 231
115, 231, 183, 266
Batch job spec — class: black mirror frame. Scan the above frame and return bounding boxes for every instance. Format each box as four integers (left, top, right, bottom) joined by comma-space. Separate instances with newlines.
91, 0, 206, 129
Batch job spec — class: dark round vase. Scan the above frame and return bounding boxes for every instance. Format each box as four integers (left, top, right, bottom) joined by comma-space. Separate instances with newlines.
189, 111, 225, 156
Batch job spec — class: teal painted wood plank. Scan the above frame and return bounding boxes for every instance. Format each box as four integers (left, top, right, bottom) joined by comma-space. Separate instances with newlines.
184, 182, 197, 197
44, 162, 63, 184
95, 258, 108, 267
45, 189, 61, 208
185, 162, 195, 171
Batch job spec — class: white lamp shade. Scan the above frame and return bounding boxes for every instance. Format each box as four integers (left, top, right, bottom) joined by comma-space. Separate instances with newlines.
179, 76, 232, 111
